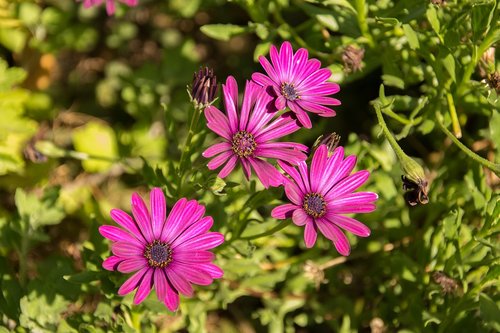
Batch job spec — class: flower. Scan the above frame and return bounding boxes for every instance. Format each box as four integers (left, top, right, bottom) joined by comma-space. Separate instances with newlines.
99, 188, 224, 311
81, 0, 138, 15
191, 67, 218, 109
271, 145, 378, 255
252, 41, 341, 129
202, 76, 308, 188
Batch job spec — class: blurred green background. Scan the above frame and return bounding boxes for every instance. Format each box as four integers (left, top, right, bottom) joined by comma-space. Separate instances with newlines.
0, 0, 499, 332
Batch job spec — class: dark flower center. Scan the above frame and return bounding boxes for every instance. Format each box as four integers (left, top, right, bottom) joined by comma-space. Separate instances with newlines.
232, 130, 257, 157
281, 82, 300, 101
144, 240, 173, 268
303, 193, 326, 218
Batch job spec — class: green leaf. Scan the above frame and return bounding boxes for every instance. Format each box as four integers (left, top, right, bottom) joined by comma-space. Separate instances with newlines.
72, 122, 119, 173
426, 5, 440, 35
200, 24, 248, 41
403, 24, 420, 49
0, 28, 27, 53
489, 110, 500, 152
15, 188, 65, 230
441, 52, 456, 82
382, 74, 405, 89
479, 293, 500, 331
442, 208, 464, 240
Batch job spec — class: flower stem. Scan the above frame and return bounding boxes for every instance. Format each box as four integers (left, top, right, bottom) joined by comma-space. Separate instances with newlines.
354, 0, 375, 48
436, 113, 500, 176
240, 220, 293, 241
374, 98, 408, 163
177, 106, 203, 195
446, 92, 462, 138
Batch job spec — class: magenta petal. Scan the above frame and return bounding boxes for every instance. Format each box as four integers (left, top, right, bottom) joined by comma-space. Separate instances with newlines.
248, 158, 284, 188
99, 225, 142, 246
176, 232, 224, 251
278, 160, 308, 194
223, 76, 239, 132
258, 54, 280, 83
207, 151, 233, 171
171, 216, 213, 247
241, 159, 252, 180
112, 241, 143, 257
102, 256, 122, 271
197, 263, 224, 279
328, 192, 378, 206
292, 209, 310, 226
118, 257, 147, 273
252, 72, 276, 88
218, 155, 239, 178
110, 209, 145, 242
325, 213, 371, 237
279, 41, 293, 80
172, 263, 213, 285
154, 269, 168, 303
205, 106, 232, 140
310, 145, 328, 192
118, 267, 148, 295
164, 280, 180, 311
131, 193, 154, 242
133, 268, 154, 304
271, 203, 297, 219
275, 95, 286, 110
202, 142, 232, 158
284, 181, 303, 205
316, 218, 351, 255
150, 188, 166, 239
304, 221, 318, 248
166, 267, 193, 297
289, 103, 312, 129
329, 203, 377, 214
327, 170, 370, 199
174, 250, 215, 263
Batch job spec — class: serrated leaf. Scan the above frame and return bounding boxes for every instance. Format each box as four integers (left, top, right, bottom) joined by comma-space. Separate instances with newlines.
200, 24, 248, 41
403, 24, 420, 49
479, 293, 500, 331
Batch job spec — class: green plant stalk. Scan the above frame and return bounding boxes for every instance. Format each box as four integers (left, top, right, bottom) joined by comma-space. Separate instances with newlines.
240, 220, 293, 241
18, 229, 29, 287
457, 25, 499, 96
375, 103, 426, 185
436, 113, 500, 176
354, 0, 374, 47
177, 106, 203, 195
446, 92, 462, 138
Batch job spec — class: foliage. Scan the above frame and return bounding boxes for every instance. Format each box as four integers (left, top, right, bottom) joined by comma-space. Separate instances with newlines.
0, 0, 498, 332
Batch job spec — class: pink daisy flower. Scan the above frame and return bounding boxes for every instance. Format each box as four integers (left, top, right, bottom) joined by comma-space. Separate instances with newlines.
99, 188, 224, 312
202, 76, 308, 188
271, 145, 378, 255
81, 0, 138, 15
252, 41, 341, 129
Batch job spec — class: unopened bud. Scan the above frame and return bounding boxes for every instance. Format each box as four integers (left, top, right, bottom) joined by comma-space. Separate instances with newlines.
342, 45, 365, 73
190, 67, 218, 109
401, 154, 428, 206
432, 271, 461, 295
312, 133, 341, 156
479, 47, 495, 78
488, 72, 500, 93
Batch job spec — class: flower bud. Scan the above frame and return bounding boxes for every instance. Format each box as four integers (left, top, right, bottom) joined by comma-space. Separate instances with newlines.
401, 155, 428, 206
312, 133, 341, 156
190, 67, 218, 109
342, 45, 365, 73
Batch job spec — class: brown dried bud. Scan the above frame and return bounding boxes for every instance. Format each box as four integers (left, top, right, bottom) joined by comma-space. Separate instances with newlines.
312, 132, 341, 156
432, 271, 461, 295
402, 175, 428, 206
342, 45, 365, 73
487, 72, 500, 93
479, 47, 496, 78
190, 67, 218, 108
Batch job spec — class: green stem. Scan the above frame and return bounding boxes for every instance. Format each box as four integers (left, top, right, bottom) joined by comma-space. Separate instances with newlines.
374, 102, 408, 163
436, 113, 500, 176
446, 92, 462, 138
177, 106, 203, 195
354, 0, 375, 47
240, 220, 293, 241
457, 23, 499, 96
18, 233, 29, 287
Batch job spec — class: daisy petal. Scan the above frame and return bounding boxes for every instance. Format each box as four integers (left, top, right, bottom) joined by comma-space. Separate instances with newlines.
133, 268, 154, 304
304, 221, 318, 248
118, 267, 148, 296
271, 203, 298, 219
150, 188, 166, 239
